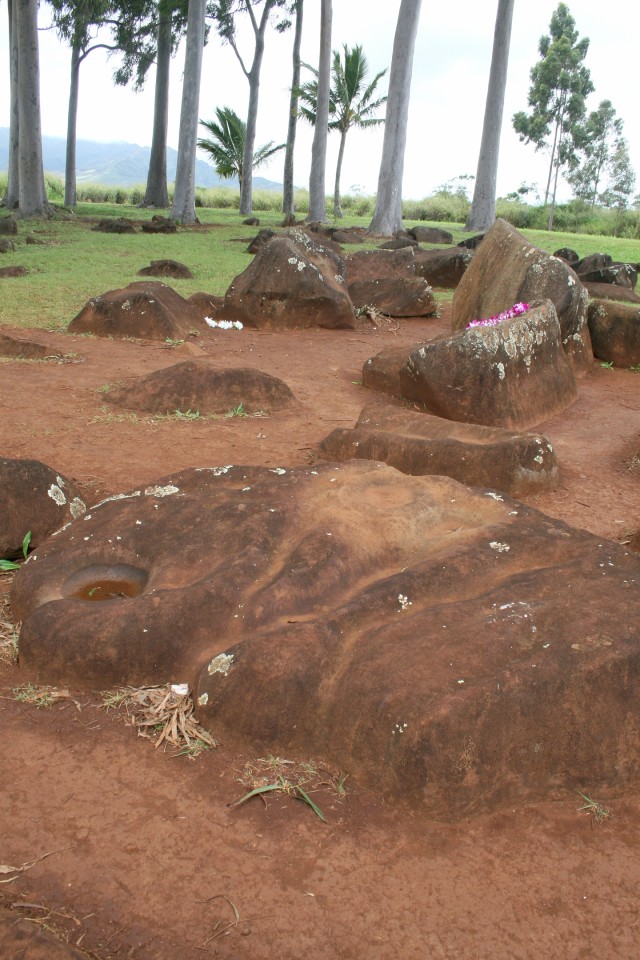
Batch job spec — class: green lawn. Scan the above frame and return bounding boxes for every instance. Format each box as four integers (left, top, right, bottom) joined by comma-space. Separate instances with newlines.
1, 205, 639, 331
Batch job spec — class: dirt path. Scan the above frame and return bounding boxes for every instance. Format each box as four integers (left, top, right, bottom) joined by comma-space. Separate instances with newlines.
1, 306, 639, 959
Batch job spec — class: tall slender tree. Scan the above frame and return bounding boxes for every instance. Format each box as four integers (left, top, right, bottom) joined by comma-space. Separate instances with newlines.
282, 0, 303, 220
212, 0, 291, 215
513, 2, 593, 229
298, 44, 387, 218
171, 0, 206, 223
465, 0, 515, 232
110, 1, 191, 208
307, 0, 331, 222
48, 1, 121, 207
2, 0, 20, 209
13, 0, 51, 217
368, 0, 422, 236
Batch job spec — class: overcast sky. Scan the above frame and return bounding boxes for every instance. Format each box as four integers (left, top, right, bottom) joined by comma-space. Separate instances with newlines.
1, 1, 638, 202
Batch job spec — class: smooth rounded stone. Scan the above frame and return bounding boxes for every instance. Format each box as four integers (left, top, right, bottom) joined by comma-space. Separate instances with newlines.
0, 265, 27, 278
317, 402, 559, 496
0, 332, 65, 360
106, 359, 296, 415
398, 300, 578, 430
188, 291, 225, 320
137, 259, 192, 279
407, 226, 454, 244
92, 217, 136, 234
452, 219, 593, 376
362, 342, 418, 397
0, 457, 86, 557
11, 461, 640, 819
345, 247, 416, 284
583, 282, 640, 305
0, 238, 15, 253
348, 277, 437, 317
68, 281, 204, 341
413, 246, 474, 288
0, 217, 18, 235
587, 299, 640, 366
218, 230, 356, 330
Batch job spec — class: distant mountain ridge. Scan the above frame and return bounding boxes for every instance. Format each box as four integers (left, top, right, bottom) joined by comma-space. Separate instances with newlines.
0, 128, 284, 192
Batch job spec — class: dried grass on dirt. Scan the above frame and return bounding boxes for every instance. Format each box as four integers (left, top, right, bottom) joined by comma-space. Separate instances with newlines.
0, 575, 19, 665
236, 755, 345, 795
103, 684, 217, 757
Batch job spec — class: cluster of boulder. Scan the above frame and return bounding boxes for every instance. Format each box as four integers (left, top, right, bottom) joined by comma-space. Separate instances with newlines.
3, 215, 640, 819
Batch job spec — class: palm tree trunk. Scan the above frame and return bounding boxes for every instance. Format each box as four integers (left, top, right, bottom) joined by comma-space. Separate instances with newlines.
308, 0, 332, 222
465, 0, 515, 232
171, 0, 205, 224
15, 0, 50, 218
143, 4, 172, 208
333, 127, 347, 218
368, 0, 422, 236
64, 40, 81, 208
282, 0, 303, 217
3, 0, 20, 208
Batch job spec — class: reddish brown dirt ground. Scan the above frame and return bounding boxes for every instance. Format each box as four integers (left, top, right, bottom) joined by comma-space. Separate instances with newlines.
1, 305, 640, 960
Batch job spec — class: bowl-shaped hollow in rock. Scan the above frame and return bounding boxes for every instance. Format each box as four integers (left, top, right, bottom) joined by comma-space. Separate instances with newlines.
398, 300, 578, 430
11, 462, 640, 820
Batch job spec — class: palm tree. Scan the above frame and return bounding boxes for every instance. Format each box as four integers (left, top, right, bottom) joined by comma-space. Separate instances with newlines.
198, 107, 285, 197
299, 44, 387, 218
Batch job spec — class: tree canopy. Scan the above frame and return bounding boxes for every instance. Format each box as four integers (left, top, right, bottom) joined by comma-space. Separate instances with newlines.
513, 3, 593, 229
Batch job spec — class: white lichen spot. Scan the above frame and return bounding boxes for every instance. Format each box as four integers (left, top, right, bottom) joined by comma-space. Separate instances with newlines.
496, 362, 506, 380
56, 475, 66, 488
269, 468, 286, 475
170, 683, 189, 696
398, 594, 412, 611
48, 484, 67, 506
208, 653, 234, 676
534, 455, 544, 464
70, 497, 86, 518
490, 541, 510, 553
335, 274, 344, 284
144, 484, 179, 497
198, 692, 209, 707
93, 491, 141, 509
196, 465, 234, 476
485, 492, 504, 501
121, 299, 131, 310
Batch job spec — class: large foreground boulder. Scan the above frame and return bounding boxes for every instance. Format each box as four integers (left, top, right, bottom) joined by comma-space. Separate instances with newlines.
370, 300, 577, 430
68, 281, 204, 340
0, 458, 86, 558
452, 219, 593, 376
11, 461, 640, 819
218, 229, 356, 330
106, 360, 296, 415
317, 403, 559, 496
587, 299, 640, 366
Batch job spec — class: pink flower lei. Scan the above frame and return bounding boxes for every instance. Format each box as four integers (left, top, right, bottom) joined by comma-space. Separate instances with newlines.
466, 302, 530, 329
